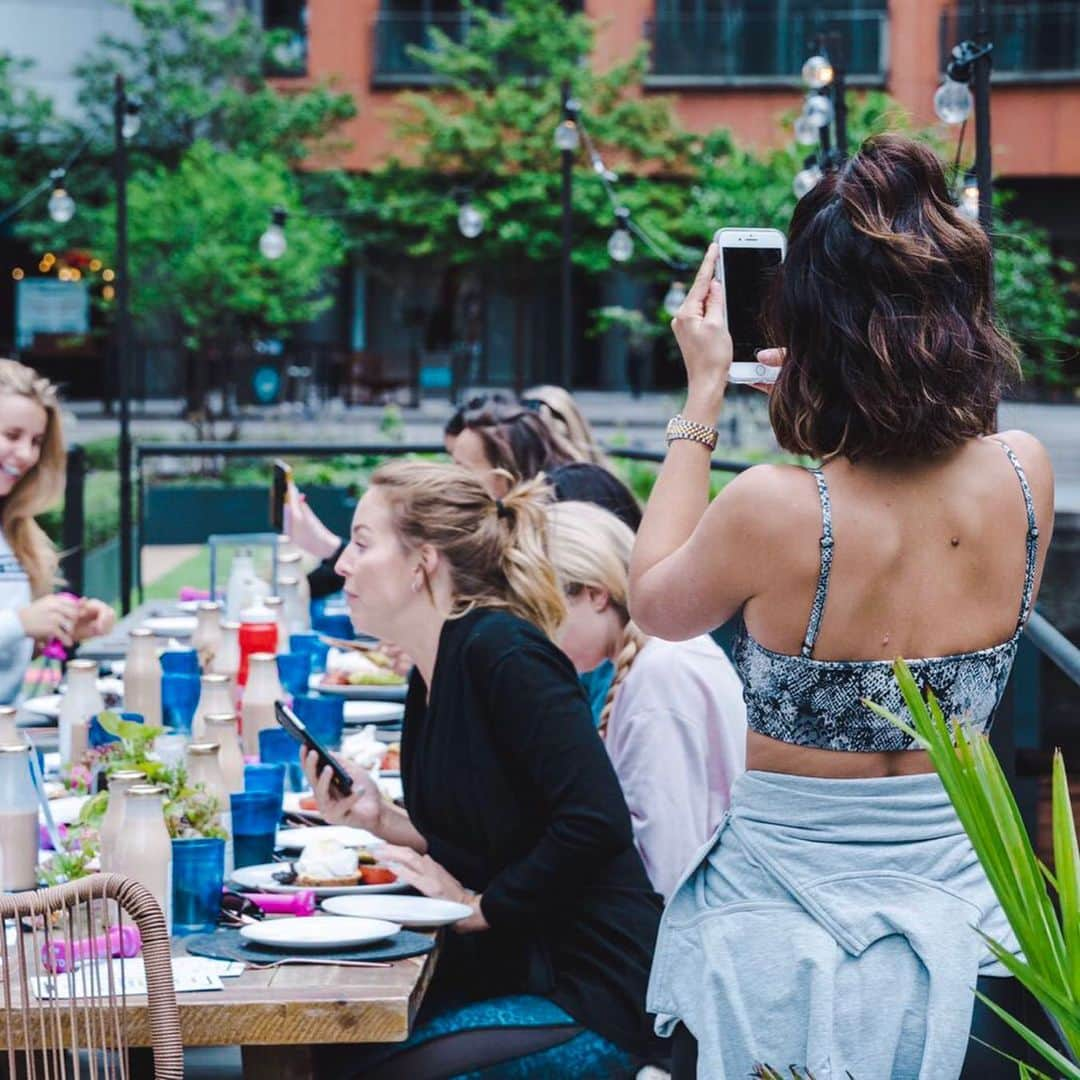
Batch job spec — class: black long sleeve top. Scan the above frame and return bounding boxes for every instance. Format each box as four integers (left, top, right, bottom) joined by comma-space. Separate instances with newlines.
401, 607, 662, 1055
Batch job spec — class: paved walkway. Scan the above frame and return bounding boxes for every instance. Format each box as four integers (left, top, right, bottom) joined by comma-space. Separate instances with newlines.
67, 393, 1080, 512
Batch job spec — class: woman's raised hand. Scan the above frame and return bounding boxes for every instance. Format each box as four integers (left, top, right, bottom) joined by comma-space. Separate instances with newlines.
73, 598, 116, 641
301, 748, 384, 833
18, 594, 79, 647
671, 243, 732, 416
749, 347, 786, 394
284, 484, 343, 561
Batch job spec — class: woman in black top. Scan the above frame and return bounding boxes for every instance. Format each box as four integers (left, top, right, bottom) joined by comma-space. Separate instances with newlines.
302, 460, 661, 1078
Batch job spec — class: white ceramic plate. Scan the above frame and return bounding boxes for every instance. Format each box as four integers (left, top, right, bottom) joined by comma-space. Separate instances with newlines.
322, 895, 471, 929
343, 701, 404, 726
21, 694, 63, 721
310, 675, 407, 702
275, 825, 380, 852
142, 616, 197, 637
378, 777, 403, 803
239, 915, 401, 951
230, 862, 407, 897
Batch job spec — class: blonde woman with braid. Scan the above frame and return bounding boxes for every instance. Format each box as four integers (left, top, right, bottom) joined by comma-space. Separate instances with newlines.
302, 460, 662, 1079
0, 359, 114, 704
547, 500, 746, 899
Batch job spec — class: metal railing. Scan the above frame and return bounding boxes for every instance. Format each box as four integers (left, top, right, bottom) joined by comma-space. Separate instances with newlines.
940, 4, 1080, 81
644, 10, 889, 86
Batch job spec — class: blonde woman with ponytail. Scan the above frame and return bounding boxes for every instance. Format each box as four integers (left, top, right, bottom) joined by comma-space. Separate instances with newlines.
301, 460, 662, 1078
547, 500, 746, 899
0, 359, 114, 704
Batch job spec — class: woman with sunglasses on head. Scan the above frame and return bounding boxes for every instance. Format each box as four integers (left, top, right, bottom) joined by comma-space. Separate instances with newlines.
0, 359, 115, 704
633, 136, 1055, 1077
301, 460, 662, 1078
521, 384, 609, 468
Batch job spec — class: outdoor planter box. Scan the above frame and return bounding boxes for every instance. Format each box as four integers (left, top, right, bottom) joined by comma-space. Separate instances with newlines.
142, 485, 357, 545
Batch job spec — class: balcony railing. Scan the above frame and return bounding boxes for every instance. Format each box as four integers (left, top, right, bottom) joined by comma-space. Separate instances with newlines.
644, 10, 888, 87
940, 4, 1080, 81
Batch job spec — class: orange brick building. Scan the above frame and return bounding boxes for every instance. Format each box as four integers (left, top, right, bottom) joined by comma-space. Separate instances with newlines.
264, 0, 1080, 391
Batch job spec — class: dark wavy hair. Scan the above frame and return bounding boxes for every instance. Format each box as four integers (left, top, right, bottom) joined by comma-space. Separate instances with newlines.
765, 134, 1019, 462
456, 399, 577, 480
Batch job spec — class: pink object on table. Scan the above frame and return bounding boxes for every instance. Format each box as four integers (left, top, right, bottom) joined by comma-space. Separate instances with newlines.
179, 587, 212, 602
42, 592, 82, 660
41, 925, 142, 975
233, 890, 316, 917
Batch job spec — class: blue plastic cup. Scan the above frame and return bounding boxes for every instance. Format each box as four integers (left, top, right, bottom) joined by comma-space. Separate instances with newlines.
160, 649, 199, 675
258, 728, 304, 792
89, 710, 144, 749
276, 651, 312, 698
291, 693, 345, 750
244, 762, 285, 817
311, 612, 354, 642
171, 837, 225, 935
230, 791, 281, 868
289, 633, 329, 675
161, 672, 201, 736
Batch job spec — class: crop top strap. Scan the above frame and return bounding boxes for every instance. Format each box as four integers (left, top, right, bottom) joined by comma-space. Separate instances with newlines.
801, 468, 834, 658
990, 438, 1040, 634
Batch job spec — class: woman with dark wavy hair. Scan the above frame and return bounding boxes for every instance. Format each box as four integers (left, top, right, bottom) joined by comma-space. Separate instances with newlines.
630, 135, 1056, 1077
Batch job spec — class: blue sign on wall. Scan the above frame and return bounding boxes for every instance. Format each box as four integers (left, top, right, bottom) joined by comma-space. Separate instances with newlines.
252, 365, 281, 403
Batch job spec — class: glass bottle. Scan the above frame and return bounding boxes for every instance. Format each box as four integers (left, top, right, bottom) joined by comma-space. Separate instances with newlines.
241, 653, 284, 758
192, 673, 234, 742
111, 784, 172, 934
0, 705, 21, 745
225, 549, 267, 621
278, 553, 311, 632
98, 769, 147, 873
125, 628, 162, 728
263, 596, 289, 656
211, 621, 241, 687
59, 659, 105, 767
204, 713, 244, 793
191, 602, 223, 672
186, 741, 234, 874
0, 744, 41, 891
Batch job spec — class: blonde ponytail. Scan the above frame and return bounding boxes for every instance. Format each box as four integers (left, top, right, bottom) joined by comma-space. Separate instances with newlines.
370, 460, 566, 639
546, 500, 649, 735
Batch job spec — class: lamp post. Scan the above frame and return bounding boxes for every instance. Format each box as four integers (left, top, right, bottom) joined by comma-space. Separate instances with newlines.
557, 81, 577, 389
971, 0, 993, 238
114, 74, 134, 615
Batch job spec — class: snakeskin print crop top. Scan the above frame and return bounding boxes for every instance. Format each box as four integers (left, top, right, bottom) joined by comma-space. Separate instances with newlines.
732, 439, 1040, 752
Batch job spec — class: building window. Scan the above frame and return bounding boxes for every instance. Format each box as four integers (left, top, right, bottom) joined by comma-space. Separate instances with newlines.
645, 0, 888, 87
941, 4, 1080, 82
261, 0, 308, 77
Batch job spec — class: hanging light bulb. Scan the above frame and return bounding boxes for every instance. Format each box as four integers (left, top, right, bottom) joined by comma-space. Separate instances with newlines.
457, 202, 484, 239
793, 163, 823, 199
607, 208, 634, 264
793, 114, 820, 146
47, 170, 75, 223
803, 93, 834, 129
933, 76, 973, 124
958, 172, 980, 220
663, 281, 687, 316
801, 55, 834, 90
258, 206, 288, 260
122, 99, 142, 140
554, 119, 580, 153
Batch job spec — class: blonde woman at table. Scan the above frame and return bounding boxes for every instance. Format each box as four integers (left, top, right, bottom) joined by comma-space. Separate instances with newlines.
631, 136, 1055, 1078
546, 499, 746, 899
0, 359, 115, 705
302, 459, 662, 1079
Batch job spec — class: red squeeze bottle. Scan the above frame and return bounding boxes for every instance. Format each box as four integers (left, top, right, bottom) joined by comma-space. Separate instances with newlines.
237, 603, 278, 686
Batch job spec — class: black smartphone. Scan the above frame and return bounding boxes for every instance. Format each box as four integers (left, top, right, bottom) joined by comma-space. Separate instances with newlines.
274, 700, 354, 797
271, 459, 293, 533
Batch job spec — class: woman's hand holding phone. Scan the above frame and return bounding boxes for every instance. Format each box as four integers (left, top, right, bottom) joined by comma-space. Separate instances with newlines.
301, 748, 384, 833
748, 347, 786, 394
671, 243, 732, 423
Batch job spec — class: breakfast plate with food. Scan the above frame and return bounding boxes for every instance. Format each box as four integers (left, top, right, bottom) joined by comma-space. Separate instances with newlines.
314, 648, 407, 701
231, 838, 406, 896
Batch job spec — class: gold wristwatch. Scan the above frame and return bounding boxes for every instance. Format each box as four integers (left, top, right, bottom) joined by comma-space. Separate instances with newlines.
665, 414, 718, 452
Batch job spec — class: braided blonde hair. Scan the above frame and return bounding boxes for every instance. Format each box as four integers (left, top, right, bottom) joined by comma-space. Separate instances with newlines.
546, 500, 648, 736
0, 359, 64, 596
370, 459, 566, 640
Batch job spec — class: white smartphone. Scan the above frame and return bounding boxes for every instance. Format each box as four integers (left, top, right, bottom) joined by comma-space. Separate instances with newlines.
713, 227, 786, 384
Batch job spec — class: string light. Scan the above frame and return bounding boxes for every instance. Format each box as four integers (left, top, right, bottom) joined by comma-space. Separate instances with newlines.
793, 114, 820, 146
554, 119, 580, 153
103, 285, 115, 301
47, 169, 75, 223
803, 94, 834, 129
663, 281, 687, 315
259, 206, 288, 260
121, 98, 142, 140
457, 202, 484, 239
89, 258, 103, 272
102, 268, 115, 282
11, 268, 24, 281
934, 76, 973, 124
793, 161, 823, 199
958, 171, 980, 220
607, 207, 634, 263
801, 55, 834, 89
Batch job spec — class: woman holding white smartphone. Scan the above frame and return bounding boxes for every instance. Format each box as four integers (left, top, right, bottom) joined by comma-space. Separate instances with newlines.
632, 135, 1055, 1078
